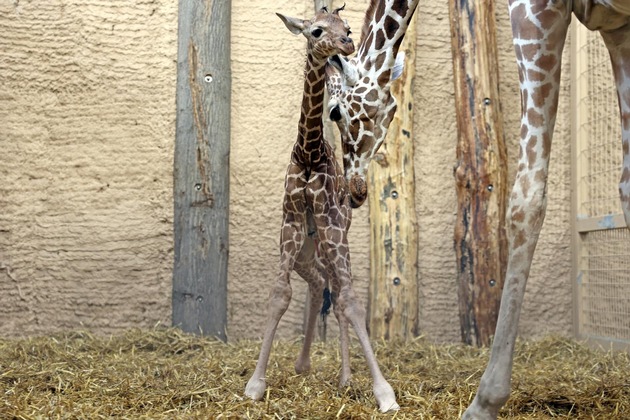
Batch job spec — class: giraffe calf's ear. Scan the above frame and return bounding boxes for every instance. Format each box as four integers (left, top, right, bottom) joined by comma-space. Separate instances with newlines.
276, 13, 307, 35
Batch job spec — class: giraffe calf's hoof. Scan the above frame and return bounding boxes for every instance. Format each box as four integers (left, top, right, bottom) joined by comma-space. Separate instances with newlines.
244, 377, 266, 401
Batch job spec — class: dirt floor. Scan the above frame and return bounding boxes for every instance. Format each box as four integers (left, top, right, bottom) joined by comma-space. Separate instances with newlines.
1, 329, 628, 419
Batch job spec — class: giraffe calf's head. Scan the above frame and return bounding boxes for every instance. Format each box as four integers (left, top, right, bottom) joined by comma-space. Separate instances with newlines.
277, 6, 354, 59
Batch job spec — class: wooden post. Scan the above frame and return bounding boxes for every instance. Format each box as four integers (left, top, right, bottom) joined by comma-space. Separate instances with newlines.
367, 14, 418, 341
172, 0, 231, 340
448, 0, 508, 347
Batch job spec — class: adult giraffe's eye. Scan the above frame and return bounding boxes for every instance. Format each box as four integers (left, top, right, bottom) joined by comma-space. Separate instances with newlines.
312, 28, 323, 38
347, 30, 352, 36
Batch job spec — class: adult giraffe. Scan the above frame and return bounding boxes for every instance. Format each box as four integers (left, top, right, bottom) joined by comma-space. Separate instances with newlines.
326, 0, 630, 418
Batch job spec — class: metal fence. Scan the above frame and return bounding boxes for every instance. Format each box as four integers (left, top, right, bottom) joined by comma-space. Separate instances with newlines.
571, 21, 630, 350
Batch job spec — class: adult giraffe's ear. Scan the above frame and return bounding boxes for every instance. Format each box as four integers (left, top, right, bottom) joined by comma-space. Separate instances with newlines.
391, 52, 406, 81
276, 13, 307, 35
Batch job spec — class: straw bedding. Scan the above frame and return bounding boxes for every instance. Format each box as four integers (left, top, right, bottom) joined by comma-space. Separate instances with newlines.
1, 328, 628, 419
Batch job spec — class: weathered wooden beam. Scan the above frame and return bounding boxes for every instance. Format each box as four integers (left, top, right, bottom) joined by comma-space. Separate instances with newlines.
172, 0, 231, 340
448, 0, 508, 347
367, 14, 419, 341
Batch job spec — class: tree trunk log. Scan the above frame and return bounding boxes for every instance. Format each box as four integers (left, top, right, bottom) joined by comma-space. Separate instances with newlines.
172, 0, 231, 340
448, 0, 508, 347
367, 14, 419, 341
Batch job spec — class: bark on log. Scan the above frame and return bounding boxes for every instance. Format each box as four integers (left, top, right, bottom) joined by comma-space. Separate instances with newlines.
172, 0, 231, 340
448, 0, 508, 347
367, 14, 419, 341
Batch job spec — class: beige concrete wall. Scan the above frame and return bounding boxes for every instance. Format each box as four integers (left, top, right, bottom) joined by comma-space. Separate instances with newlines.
0, 0, 573, 341
0, 0, 176, 335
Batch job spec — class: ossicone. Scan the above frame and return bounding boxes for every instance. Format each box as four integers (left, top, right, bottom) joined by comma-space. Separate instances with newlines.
333, 3, 346, 15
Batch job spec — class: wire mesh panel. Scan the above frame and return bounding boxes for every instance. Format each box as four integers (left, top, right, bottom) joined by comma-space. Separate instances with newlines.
572, 24, 630, 349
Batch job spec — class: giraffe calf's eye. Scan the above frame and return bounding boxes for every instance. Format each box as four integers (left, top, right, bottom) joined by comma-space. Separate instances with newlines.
312, 28, 323, 38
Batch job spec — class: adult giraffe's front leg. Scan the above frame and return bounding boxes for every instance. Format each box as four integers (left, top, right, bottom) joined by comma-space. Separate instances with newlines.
463, 1, 569, 418
601, 23, 630, 229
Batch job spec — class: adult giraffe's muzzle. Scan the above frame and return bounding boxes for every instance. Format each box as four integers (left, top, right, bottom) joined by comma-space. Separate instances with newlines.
349, 174, 367, 208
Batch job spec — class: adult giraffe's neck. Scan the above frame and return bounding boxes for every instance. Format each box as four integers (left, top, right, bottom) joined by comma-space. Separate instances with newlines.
357, 0, 419, 83
293, 52, 328, 168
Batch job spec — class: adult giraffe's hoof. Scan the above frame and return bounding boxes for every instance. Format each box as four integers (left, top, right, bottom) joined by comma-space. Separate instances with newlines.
244, 377, 266, 401
374, 382, 399, 413
462, 399, 498, 420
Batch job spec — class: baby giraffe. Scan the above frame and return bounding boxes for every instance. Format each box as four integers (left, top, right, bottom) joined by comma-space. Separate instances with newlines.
244, 6, 399, 413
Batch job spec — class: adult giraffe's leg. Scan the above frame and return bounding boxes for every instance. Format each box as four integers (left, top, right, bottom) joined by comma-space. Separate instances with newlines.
463, 1, 570, 418
315, 215, 398, 413
245, 196, 306, 400
601, 23, 630, 229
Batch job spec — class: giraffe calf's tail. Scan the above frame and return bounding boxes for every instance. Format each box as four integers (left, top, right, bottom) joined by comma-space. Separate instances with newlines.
320, 287, 332, 320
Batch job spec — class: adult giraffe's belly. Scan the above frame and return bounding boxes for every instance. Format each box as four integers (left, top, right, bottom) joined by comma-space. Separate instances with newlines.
573, 0, 630, 31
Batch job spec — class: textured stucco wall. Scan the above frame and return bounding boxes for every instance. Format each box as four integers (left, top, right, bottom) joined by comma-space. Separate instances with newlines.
0, 0, 573, 341
0, 0, 176, 335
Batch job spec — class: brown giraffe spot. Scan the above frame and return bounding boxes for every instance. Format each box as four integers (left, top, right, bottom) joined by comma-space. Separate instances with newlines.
364, 104, 379, 118
351, 102, 361, 114
622, 166, 630, 183
531, 83, 553, 108
375, 0, 385, 23
534, 169, 546, 184
541, 132, 551, 160
383, 15, 400, 37
526, 135, 538, 169
355, 86, 367, 95
535, 54, 558, 72
527, 108, 544, 128
512, 6, 543, 40
365, 88, 379, 102
520, 123, 528, 140
520, 43, 539, 61
375, 29, 386, 50
623, 139, 629, 155
512, 229, 527, 249
623, 113, 630, 132
511, 208, 526, 223
391, 1, 408, 17
518, 163, 526, 172
378, 69, 391, 86
521, 176, 530, 199
526, 69, 545, 82
349, 120, 359, 139
375, 51, 387, 70
357, 134, 374, 155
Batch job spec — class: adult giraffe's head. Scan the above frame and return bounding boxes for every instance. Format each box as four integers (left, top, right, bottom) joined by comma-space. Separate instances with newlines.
325, 0, 417, 208
277, 5, 355, 61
